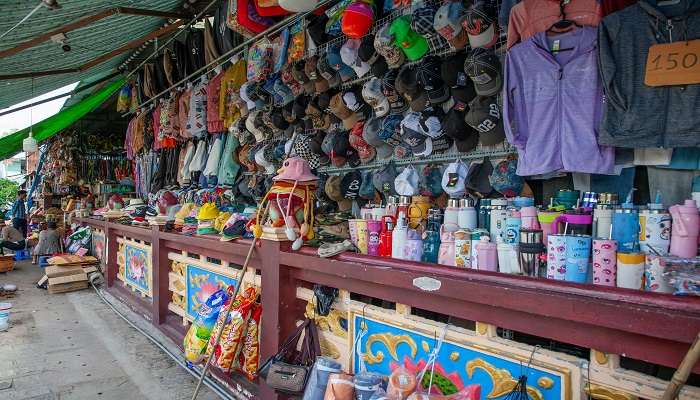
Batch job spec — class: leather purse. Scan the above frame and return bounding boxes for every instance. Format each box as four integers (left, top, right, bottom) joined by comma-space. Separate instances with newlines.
258, 318, 321, 395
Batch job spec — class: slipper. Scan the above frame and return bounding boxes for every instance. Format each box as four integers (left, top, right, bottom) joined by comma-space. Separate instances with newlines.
318, 240, 355, 258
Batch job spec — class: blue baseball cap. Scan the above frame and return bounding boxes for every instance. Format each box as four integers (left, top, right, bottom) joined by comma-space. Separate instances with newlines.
326, 44, 357, 82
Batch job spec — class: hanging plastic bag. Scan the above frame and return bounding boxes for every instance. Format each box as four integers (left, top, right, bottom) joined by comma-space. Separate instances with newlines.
207, 287, 257, 372
184, 288, 230, 363
386, 366, 417, 400
287, 21, 306, 64
354, 372, 384, 400
324, 373, 355, 400
237, 301, 262, 380
247, 39, 274, 82
117, 84, 132, 113
303, 356, 343, 400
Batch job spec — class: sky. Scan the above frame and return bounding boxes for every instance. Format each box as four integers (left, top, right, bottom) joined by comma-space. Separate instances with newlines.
0, 81, 79, 137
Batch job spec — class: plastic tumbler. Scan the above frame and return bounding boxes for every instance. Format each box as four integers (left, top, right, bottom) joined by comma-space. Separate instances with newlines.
366, 220, 383, 256
547, 234, 567, 280
356, 219, 369, 255
592, 239, 617, 287
616, 252, 646, 289
564, 235, 592, 283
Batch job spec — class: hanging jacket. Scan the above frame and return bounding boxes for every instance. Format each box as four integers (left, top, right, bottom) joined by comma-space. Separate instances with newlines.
174, 39, 191, 79
180, 141, 195, 185
214, 0, 237, 55
503, 27, 615, 176
218, 133, 241, 186
203, 134, 224, 179
203, 19, 221, 66
187, 79, 208, 138
186, 29, 206, 72
207, 70, 226, 133
598, 1, 700, 148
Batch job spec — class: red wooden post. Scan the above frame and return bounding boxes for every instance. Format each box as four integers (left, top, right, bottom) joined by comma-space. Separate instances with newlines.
151, 225, 170, 325
105, 222, 118, 288
259, 239, 297, 400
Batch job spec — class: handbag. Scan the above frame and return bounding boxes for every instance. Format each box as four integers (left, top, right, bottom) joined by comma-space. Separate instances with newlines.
258, 318, 321, 395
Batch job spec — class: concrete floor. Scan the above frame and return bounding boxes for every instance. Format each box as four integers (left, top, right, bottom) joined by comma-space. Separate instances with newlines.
0, 260, 218, 400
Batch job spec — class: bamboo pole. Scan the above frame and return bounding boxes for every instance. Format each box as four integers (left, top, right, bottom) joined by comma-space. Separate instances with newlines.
662, 332, 700, 400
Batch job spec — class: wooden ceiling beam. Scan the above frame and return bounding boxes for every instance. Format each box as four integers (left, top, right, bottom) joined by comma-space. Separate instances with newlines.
0, 7, 191, 60
0, 20, 184, 80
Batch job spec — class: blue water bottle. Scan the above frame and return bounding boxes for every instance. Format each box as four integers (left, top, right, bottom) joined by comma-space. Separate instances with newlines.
611, 189, 639, 252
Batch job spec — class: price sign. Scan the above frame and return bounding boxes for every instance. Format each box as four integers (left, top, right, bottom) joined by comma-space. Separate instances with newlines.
645, 39, 700, 87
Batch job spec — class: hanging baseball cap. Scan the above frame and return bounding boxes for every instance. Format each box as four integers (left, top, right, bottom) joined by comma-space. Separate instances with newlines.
466, 158, 494, 196
378, 114, 404, 148
341, 170, 363, 200
382, 69, 408, 115
374, 25, 406, 69
349, 120, 376, 163
416, 56, 450, 104
279, 0, 318, 12
342, 1, 374, 39
373, 162, 398, 198
341, 39, 371, 78
463, 1, 498, 49
419, 165, 444, 197
412, 5, 438, 37
317, 56, 341, 89
441, 52, 469, 87
389, 15, 429, 61
358, 34, 380, 65
400, 113, 433, 157
395, 166, 420, 196
362, 78, 391, 117
325, 175, 353, 211
433, 2, 469, 50
330, 92, 361, 130
327, 44, 357, 82
396, 64, 429, 112
444, 106, 479, 153
490, 156, 524, 197
418, 107, 444, 138
464, 96, 505, 146
362, 116, 394, 159
359, 170, 377, 200
464, 48, 502, 96
371, 58, 389, 77
441, 160, 469, 198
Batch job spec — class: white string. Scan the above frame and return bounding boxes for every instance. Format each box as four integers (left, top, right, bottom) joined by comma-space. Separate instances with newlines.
0, 1, 44, 41
417, 323, 449, 393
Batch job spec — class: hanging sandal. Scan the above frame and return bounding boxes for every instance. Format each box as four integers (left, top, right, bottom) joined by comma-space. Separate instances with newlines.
318, 240, 355, 258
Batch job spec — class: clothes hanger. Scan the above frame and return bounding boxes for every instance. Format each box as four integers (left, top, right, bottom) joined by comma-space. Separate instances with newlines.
546, 0, 582, 52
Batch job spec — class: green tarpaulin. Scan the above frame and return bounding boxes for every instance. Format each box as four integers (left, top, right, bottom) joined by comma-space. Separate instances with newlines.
0, 77, 126, 160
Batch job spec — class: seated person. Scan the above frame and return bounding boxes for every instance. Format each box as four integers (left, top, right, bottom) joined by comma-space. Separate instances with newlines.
33, 221, 61, 258
0, 220, 26, 255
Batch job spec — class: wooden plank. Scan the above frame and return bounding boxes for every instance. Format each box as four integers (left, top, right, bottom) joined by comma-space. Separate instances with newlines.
45, 265, 84, 278
48, 281, 88, 294
37, 275, 48, 287
48, 272, 88, 286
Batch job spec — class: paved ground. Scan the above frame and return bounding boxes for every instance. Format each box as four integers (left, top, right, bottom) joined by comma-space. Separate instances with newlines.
0, 260, 218, 400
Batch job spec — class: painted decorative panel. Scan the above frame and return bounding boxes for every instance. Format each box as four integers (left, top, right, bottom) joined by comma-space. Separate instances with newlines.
92, 231, 105, 262
353, 315, 565, 400
124, 243, 152, 297
186, 264, 238, 320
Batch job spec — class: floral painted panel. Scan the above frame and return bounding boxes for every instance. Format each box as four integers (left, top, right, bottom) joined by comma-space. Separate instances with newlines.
92, 231, 105, 261
124, 244, 151, 296
353, 315, 565, 400
186, 265, 238, 320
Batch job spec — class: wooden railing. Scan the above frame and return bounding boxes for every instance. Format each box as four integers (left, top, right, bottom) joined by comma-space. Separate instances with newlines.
76, 217, 700, 400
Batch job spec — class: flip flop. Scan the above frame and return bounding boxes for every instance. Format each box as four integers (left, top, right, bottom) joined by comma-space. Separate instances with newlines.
318, 240, 355, 258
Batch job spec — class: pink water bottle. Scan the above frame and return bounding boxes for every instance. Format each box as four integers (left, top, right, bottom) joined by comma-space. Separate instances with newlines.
476, 236, 498, 272
669, 199, 699, 258
520, 206, 540, 230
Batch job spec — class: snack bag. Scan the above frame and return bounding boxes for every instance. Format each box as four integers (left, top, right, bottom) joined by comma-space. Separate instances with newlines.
237, 302, 262, 380
184, 288, 230, 363
324, 373, 355, 400
386, 366, 417, 400
207, 287, 257, 372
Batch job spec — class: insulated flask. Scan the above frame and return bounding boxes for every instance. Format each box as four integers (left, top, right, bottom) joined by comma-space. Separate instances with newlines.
519, 229, 545, 277
638, 204, 671, 255
564, 235, 592, 284
457, 198, 477, 230
612, 207, 640, 253
478, 199, 491, 230
422, 222, 441, 264
489, 199, 509, 242
592, 205, 614, 239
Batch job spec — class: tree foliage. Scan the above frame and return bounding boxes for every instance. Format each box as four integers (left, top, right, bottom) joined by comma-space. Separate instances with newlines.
0, 178, 19, 210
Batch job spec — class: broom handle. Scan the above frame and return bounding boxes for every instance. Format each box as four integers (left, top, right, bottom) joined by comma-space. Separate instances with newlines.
191, 204, 269, 400
662, 331, 700, 400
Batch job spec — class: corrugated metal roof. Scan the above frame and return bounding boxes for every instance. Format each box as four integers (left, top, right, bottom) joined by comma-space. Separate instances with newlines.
0, 0, 184, 109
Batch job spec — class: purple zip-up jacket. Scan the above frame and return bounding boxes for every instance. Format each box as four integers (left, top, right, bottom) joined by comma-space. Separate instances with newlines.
503, 27, 615, 176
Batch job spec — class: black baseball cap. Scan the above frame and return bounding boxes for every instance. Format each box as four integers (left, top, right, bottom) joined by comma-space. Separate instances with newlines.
396, 64, 430, 112
381, 69, 409, 115
464, 96, 505, 146
464, 48, 502, 96
443, 106, 479, 152
416, 56, 450, 104
341, 170, 362, 200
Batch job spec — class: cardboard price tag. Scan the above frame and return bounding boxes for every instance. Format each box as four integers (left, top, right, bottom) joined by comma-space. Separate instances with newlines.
645, 39, 700, 87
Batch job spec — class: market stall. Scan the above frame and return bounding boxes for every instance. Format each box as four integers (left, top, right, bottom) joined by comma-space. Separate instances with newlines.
60, 0, 700, 398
